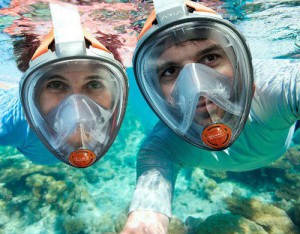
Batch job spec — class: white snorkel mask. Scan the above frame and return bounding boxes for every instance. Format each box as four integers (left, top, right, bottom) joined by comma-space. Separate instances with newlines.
133, 0, 254, 150
20, 3, 128, 167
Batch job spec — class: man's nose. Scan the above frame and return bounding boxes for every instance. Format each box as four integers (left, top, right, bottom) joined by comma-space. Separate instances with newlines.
182, 60, 196, 66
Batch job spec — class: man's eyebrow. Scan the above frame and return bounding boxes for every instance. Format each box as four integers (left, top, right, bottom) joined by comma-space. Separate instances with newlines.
196, 44, 224, 56
156, 62, 178, 75
156, 44, 225, 73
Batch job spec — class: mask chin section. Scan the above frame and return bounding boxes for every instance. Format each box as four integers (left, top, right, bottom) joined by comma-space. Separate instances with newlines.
68, 149, 96, 168
201, 123, 232, 150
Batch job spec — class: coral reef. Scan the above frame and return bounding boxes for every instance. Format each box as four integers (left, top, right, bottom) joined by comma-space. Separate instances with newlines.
172, 144, 300, 233
63, 216, 85, 234
187, 168, 205, 194
202, 179, 218, 202
225, 196, 299, 234
204, 169, 228, 182
168, 216, 187, 234
275, 170, 300, 201
268, 146, 300, 170
0, 148, 135, 233
196, 213, 268, 234
113, 209, 128, 233
288, 200, 300, 228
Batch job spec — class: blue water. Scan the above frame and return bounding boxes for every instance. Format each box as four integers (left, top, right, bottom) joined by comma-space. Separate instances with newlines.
0, 1, 299, 233
0, 0, 10, 9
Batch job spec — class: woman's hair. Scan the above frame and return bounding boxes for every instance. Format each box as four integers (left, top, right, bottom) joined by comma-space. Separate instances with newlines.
12, 30, 123, 72
12, 33, 40, 72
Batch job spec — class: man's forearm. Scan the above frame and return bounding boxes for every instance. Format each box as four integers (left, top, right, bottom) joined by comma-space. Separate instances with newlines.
129, 169, 172, 217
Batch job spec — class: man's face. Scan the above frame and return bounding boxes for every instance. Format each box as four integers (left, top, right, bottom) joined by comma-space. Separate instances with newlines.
156, 39, 234, 126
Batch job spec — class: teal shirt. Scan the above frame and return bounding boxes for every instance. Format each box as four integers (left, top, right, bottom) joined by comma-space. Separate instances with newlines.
0, 67, 139, 165
129, 59, 300, 217
0, 87, 59, 164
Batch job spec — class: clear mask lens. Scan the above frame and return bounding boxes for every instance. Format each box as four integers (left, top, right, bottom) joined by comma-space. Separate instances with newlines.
134, 20, 253, 150
170, 63, 242, 133
45, 94, 112, 148
22, 59, 128, 166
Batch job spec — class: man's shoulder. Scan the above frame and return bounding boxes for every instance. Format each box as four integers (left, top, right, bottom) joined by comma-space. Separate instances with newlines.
146, 121, 178, 142
253, 59, 300, 83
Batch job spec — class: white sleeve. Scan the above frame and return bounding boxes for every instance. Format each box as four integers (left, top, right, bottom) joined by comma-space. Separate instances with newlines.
129, 122, 181, 217
129, 169, 173, 217
251, 59, 300, 129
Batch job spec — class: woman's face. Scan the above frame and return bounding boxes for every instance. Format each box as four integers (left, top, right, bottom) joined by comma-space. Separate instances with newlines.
39, 67, 114, 148
156, 39, 234, 126
39, 68, 113, 115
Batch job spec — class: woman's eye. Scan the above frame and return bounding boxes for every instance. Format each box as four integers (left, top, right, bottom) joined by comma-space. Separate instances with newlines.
86, 80, 105, 90
46, 80, 68, 91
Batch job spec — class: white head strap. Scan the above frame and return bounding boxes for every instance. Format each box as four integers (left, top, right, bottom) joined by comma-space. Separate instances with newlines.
50, 3, 84, 44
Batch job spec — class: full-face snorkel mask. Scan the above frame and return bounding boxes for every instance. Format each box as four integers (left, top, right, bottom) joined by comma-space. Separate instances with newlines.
133, 0, 254, 150
20, 4, 128, 167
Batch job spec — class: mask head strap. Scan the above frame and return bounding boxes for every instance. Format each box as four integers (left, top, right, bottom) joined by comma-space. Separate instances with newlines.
138, 0, 218, 40
31, 3, 110, 61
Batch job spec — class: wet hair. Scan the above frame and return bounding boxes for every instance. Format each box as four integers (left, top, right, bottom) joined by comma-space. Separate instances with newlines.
12, 30, 123, 73
92, 31, 123, 64
12, 33, 41, 72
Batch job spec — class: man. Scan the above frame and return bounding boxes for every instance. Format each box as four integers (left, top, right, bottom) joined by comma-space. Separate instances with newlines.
122, 0, 300, 233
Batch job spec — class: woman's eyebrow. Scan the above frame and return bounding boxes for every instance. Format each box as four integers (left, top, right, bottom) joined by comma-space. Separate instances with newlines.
86, 75, 103, 80
47, 75, 67, 81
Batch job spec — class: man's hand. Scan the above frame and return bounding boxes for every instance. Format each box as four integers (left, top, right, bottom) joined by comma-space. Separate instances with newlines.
120, 211, 169, 234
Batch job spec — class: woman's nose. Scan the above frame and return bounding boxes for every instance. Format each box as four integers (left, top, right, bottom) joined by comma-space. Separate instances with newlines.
67, 126, 92, 148
71, 87, 83, 94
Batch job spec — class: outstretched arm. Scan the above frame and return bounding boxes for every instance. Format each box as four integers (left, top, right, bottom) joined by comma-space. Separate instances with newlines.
122, 122, 181, 233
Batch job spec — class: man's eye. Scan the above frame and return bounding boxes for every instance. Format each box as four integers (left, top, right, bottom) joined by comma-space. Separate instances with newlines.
162, 67, 177, 76
201, 54, 220, 65
160, 66, 180, 82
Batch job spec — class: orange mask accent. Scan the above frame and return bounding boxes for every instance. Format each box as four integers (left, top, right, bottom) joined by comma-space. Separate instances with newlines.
201, 123, 232, 149
69, 149, 96, 168
31, 28, 110, 61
